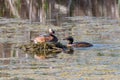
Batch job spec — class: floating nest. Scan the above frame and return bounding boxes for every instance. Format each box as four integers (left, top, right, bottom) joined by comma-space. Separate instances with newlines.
19, 42, 73, 58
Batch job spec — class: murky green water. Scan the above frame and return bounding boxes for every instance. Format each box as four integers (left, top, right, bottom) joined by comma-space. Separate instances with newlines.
0, 17, 120, 80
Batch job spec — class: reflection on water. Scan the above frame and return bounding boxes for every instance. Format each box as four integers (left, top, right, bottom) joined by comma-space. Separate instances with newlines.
1, 17, 120, 79
1, 42, 120, 79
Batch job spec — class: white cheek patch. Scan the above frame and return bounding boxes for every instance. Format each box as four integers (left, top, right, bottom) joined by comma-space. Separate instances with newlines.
34, 40, 38, 44
49, 29, 52, 33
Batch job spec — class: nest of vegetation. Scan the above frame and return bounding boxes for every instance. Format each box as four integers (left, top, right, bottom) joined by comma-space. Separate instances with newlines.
19, 42, 73, 57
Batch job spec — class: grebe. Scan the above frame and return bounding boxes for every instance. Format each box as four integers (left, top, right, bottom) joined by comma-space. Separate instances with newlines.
63, 36, 93, 47
34, 29, 58, 43
48, 28, 58, 43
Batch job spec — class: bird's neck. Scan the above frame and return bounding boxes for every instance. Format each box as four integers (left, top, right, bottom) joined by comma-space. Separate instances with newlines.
68, 40, 73, 44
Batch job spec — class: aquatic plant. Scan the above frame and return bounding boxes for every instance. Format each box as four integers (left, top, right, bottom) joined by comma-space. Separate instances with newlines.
97, 52, 104, 56
19, 42, 71, 58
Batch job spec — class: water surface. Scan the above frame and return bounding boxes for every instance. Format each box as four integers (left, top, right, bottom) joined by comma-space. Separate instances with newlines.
0, 17, 120, 80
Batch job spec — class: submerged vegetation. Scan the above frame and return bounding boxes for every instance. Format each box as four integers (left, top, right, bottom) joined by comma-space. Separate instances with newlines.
97, 52, 120, 57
